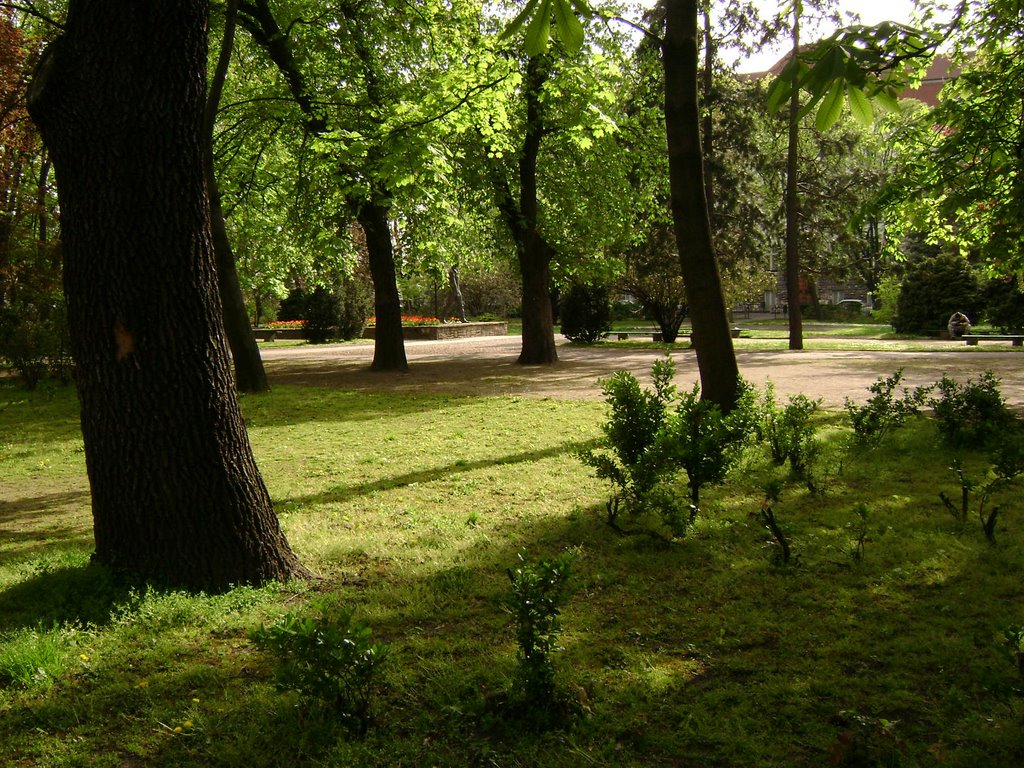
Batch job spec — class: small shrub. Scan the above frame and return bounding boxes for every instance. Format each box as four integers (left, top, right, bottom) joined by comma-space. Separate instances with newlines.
579, 360, 753, 535
755, 480, 794, 566
578, 358, 676, 527
930, 372, 1015, 449
559, 281, 611, 343
302, 286, 341, 344
250, 608, 390, 735
505, 550, 578, 728
829, 710, 907, 767
849, 503, 869, 562
938, 438, 1024, 544
844, 369, 930, 447
658, 380, 758, 511
759, 384, 821, 478
1003, 624, 1024, 680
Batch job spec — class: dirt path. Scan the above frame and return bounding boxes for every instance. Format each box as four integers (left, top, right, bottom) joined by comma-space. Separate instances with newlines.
260, 335, 1024, 408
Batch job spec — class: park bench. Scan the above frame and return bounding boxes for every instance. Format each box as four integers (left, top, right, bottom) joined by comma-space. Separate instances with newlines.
962, 334, 1024, 346
611, 327, 744, 342
253, 329, 278, 342
614, 329, 668, 341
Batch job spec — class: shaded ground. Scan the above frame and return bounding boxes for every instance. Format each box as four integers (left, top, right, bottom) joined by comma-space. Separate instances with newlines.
261, 335, 1024, 408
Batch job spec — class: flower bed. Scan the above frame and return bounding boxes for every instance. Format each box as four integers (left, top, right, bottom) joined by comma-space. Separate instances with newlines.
362, 321, 508, 340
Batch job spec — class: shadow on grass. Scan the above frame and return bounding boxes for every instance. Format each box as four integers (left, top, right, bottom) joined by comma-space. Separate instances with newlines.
0, 490, 90, 524
0, 561, 135, 632
281, 439, 600, 507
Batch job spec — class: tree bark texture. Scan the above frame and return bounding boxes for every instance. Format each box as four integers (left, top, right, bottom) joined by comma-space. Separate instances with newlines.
662, 0, 739, 411
205, 0, 270, 393
27, 0, 307, 590
785, 5, 804, 349
515, 57, 558, 365
357, 200, 408, 372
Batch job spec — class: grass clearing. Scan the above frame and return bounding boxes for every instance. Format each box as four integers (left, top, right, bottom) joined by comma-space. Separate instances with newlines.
2, 379, 1023, 766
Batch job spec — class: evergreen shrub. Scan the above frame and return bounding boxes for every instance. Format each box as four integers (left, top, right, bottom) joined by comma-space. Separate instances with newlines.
893, 253, 983, 335
559, 282, 611, 343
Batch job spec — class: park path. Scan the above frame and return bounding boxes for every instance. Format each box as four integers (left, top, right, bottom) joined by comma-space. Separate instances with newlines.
259, 334, 1024, 408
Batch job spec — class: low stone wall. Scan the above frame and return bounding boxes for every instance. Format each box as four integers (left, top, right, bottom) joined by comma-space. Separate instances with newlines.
362, 321, 508, 340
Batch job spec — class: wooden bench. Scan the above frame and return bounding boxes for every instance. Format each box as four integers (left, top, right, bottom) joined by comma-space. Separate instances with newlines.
962, 334, 1024, 346
253, 329, 278, 342
615, 329, 667, 341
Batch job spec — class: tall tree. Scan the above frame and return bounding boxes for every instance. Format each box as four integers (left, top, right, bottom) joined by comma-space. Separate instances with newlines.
510, 0, 742, 407
488, 53, 560, 364
662, 0, 739, 410
784, 0, 803, 348
205, 0, 270, 392
483, 10, 633, 365
27, 0, 308, 590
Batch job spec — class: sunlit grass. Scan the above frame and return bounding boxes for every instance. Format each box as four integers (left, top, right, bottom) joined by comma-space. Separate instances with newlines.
2, 379, 1023, 766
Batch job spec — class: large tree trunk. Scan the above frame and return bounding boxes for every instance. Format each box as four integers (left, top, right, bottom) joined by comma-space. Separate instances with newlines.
785, 3, 804, 349
357, 200, 408, 372
27, 0, 308, 590
662, 0, 739, 411
205, 0, 269, 393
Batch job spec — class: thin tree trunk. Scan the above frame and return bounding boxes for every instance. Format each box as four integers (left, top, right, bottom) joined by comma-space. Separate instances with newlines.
27, 0, 308, 590
36, 153, 50, 246
662, 0, 739, 411
785, 3, 804, 349
515, 55, 558, 364
205, 0, 269, 393
701, 5, 715, 215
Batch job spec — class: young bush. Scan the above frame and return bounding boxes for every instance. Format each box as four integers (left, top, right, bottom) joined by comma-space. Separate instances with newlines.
578, 358, 676, 526
579, 360, 754, 536
844, 369, 930, 447
505, 551, 577, 728
759, 384, 821, 478
658, 380, 758, 513
756, 479, 794, 566
559, 281, 612, 343
930, 372, 1015, 449
939, 437, 1024, 543
250, 608, 390, 735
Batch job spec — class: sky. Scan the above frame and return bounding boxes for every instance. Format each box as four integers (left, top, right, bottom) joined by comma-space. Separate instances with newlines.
730, 0, 921, 72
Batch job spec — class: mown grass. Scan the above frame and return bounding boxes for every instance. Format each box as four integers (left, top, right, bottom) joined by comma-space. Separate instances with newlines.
2, 379, 1023, 766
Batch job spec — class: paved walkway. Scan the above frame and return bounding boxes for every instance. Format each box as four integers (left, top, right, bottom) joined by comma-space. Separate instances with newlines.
259, 334, 1024, 408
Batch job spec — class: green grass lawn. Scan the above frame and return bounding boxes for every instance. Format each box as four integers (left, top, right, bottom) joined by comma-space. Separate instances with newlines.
2, 379, 1023, 766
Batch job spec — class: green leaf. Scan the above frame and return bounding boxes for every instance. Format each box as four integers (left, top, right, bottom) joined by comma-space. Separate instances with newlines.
765, 79, 791, 114
524, 0, 553, 56
873, 89, 901, 113
499, 0, 541, 42
553, 0, 584, 52
846, 84, 874, 126
815, 80, 844, 131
